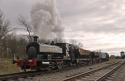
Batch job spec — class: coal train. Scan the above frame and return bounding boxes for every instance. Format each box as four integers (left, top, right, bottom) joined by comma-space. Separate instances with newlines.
14, 36, 109, 71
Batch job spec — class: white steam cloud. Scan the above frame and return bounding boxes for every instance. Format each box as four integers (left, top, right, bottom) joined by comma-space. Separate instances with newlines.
31, 0, 64, 39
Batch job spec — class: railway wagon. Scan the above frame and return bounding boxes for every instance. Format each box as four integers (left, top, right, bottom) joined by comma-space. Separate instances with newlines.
99, 52, 109, 62
55, 43, 100, 65
77, 48, 91, 64
78, 49, 100, 64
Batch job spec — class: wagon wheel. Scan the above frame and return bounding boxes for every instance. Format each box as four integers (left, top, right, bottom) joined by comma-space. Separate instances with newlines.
36, 67, 41, 71
22, 65, 27, 72
23, 68, 27, 72
57, 63, 63, 70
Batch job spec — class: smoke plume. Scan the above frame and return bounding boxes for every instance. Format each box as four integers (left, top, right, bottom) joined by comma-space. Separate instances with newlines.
31, 0, 64, 40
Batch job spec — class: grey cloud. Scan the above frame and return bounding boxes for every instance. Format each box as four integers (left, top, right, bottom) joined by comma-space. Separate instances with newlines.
1, 0, 125, 33
57, 0, 117, 17
0, 0, 34, 25
57, 0, 125, 33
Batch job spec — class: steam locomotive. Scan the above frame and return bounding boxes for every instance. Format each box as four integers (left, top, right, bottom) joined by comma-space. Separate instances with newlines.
14, 36, 109, 71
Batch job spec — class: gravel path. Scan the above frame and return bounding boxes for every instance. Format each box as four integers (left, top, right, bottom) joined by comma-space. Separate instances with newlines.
7, 59, 122, 81
32, 59, 122, 81
105, 59, 125, 81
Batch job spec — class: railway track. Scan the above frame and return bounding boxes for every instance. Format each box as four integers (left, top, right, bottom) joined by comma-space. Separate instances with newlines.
63, 60, 124, 81
0, 71, 43, 81
0, 63, 88, 81
0, 60, 123, 81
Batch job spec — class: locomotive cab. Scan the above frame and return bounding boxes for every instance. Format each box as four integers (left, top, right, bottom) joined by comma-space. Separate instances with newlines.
26, 36, 39, 59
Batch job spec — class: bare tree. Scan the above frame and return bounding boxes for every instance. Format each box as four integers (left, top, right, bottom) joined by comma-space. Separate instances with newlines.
0, 10, 10, 58
18, 16, 32, 41
0, 10, 9, 40
7, 35, 27, 58
7, 35, 17, 57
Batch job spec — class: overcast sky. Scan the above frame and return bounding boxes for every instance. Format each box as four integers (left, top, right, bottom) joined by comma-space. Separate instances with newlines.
0, 0, 125, 55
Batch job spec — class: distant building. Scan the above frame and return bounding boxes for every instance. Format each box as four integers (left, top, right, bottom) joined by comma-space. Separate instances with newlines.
120, 51, 125, 59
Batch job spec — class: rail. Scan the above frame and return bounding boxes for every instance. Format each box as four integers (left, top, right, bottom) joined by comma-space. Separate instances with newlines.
63, 60, 124, 81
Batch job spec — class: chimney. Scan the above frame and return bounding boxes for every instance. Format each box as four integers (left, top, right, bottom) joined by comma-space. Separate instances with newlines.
33, 36, 38, 42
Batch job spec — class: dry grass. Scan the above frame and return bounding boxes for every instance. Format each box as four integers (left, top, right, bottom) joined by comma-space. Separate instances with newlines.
0, 59, 20, 75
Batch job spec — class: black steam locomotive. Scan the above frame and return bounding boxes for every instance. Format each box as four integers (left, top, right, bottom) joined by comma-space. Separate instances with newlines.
14, 36, 109, 71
